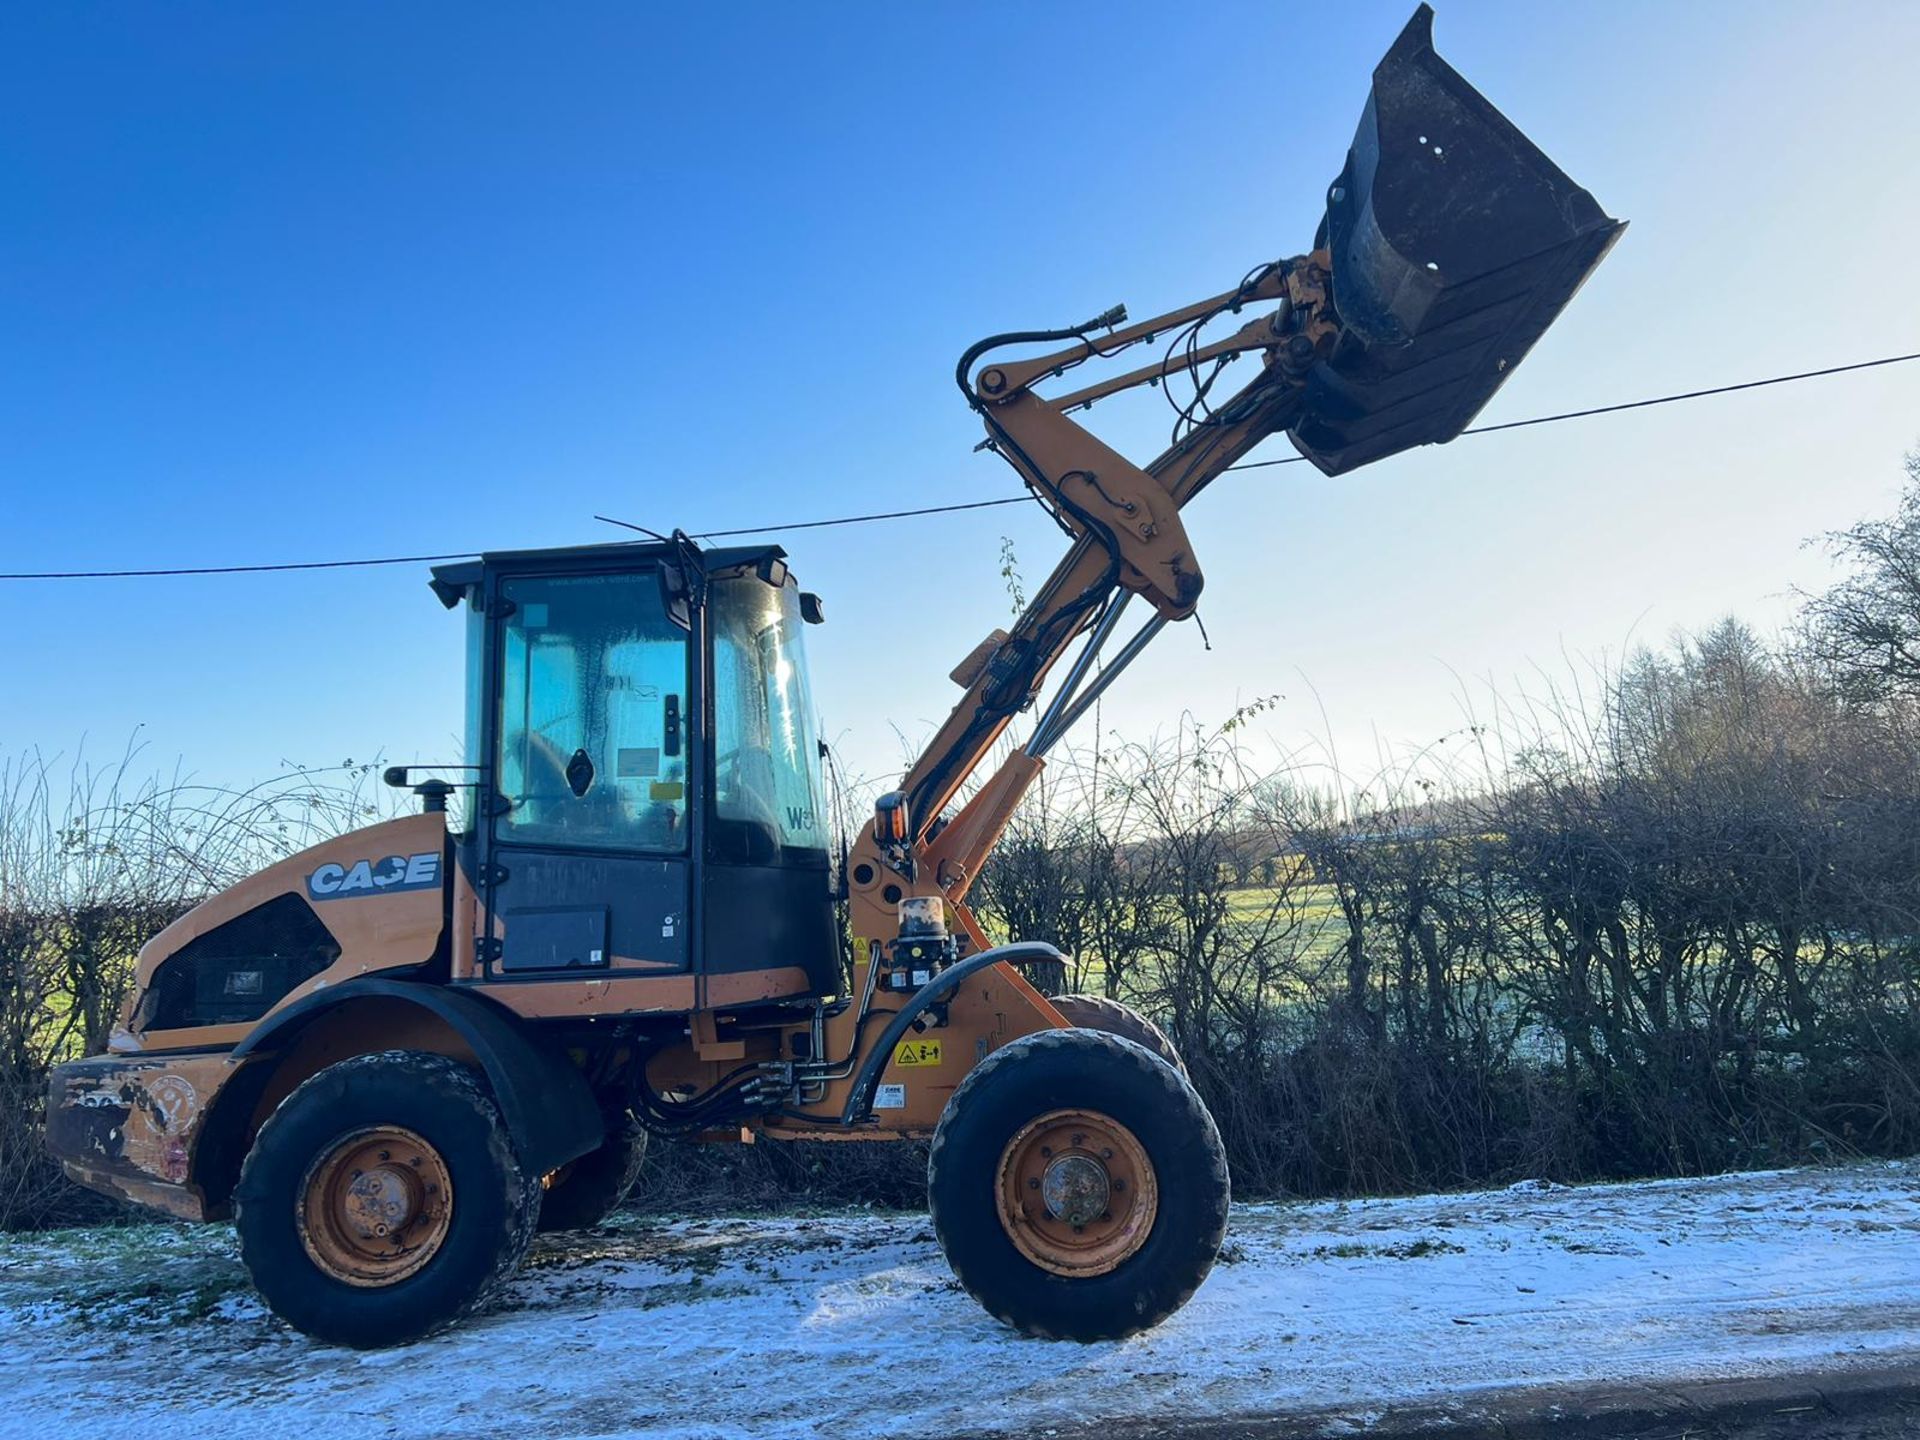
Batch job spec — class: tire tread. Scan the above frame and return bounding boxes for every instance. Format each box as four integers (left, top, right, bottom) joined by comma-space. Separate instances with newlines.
928, 1028, 1229, 1341
1045, 994, 1187, 1075
234, 1049, 540, 1347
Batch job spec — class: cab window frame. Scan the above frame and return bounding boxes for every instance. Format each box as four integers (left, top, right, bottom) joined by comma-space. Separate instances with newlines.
487, 566, 693, 858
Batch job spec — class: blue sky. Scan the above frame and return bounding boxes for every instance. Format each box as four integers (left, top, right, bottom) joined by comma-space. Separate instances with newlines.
4, 2, 1919, 797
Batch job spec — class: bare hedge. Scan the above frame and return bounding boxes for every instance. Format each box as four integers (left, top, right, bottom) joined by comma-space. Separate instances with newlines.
9, 461, 1920, 1224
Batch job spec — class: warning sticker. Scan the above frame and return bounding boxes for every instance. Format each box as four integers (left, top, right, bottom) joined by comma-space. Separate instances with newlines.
893, 1038, 942, 1068
874, 1083, 907, 1109
616, 747, 660, 779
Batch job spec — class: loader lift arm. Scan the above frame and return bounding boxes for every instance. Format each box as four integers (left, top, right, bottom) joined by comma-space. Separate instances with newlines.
850, 1, 1625, 947
845, 256, 1338, 946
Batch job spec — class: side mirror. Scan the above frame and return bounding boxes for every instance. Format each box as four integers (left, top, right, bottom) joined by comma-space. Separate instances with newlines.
872, 790, 911, 845
799, 591, 825, 625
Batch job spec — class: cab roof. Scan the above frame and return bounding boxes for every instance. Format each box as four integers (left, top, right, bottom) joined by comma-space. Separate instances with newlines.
428, 540, 787, 609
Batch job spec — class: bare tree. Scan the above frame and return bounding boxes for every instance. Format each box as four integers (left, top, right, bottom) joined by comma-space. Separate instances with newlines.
1801, 451, 1920, 702
0, 743, 392, 1228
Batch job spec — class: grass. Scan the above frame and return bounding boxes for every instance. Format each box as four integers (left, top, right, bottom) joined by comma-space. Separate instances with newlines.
1008, 875, 1360, 1000
0, 1219, 256, 1329
1307, 1238, 1467, 1261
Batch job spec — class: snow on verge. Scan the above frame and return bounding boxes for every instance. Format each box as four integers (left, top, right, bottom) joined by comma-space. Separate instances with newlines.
4, 1163, 1920, 1440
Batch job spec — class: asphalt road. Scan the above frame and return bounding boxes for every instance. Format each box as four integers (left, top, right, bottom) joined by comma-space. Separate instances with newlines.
999, 1369, 1920, 1440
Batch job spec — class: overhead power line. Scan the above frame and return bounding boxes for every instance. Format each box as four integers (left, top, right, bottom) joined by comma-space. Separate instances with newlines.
627, 494, 1033, 541
1226, 349, 1920, 470
4, 349, 1916, 581
1, 551, 481, 581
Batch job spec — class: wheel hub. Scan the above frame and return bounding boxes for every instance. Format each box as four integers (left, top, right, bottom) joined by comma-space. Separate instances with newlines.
996, 1107, 1159, 1277
344, 1166, 418, 1237
298, 1125, 454, 1286
1040, 1153, 1110, 1226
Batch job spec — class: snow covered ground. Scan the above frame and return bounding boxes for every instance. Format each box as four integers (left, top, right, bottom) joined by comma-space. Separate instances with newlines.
5, 1163, 1920, 1439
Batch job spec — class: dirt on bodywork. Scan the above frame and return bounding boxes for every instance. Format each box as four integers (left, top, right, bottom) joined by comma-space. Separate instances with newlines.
42, 1053, 234, 1219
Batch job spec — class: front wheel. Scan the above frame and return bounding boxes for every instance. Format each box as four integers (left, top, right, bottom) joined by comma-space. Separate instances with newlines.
234, 1050, 541, 1348
928, 1029, 1229, 1342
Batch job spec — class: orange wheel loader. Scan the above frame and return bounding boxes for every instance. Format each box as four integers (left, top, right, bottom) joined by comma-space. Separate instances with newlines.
45, 7, 1620, 1347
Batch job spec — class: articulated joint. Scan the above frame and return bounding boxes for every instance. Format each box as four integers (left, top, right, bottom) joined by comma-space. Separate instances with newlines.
840, 941, 1067, 1124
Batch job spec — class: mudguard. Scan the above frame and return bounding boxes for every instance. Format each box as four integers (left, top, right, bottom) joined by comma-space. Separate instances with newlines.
233, 978, 605, 1176
840, 942, 1067, 1124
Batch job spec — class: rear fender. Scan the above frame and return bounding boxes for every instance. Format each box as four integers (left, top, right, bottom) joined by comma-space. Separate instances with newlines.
228, 979, 605, 1178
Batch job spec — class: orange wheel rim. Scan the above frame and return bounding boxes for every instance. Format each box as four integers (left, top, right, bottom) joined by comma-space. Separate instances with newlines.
995, 1107, 1158, 1277
297, 1125, 454, 1286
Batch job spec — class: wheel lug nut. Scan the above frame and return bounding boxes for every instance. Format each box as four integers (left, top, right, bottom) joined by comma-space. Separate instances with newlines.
1114, 1178, 1126, 1191
1102, 1148, 1113, 1159
1072, 1134, 1085, 1147
378, 1150, 391, 1162
1040, 1146, 1052, 1158
1028, 1178, 1040, 1189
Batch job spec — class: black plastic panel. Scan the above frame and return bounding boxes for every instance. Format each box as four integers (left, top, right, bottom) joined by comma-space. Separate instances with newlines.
139, 893, 339, 1030
702, 860, 839, 999
499, 905, 610, 973
490, 849, 686, 972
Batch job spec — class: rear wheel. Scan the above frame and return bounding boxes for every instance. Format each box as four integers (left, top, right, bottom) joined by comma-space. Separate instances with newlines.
234, 1050, 541, 1348
928, 1029, 1229, 1342
1046, 993, 1186, 1075
1024, 954, 1069, 997
538, 1119, 648, 1232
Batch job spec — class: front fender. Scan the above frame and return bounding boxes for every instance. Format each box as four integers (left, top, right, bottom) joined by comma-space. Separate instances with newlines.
840, 942, 1067, 1125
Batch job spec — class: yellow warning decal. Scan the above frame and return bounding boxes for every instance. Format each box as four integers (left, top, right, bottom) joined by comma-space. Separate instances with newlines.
893, 1038, 942, 1067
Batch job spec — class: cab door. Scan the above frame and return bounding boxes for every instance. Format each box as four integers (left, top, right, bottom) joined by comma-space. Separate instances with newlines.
479, 567, 693, 977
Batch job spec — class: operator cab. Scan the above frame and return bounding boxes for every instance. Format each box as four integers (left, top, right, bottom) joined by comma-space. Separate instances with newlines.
425, 540, 840, 1005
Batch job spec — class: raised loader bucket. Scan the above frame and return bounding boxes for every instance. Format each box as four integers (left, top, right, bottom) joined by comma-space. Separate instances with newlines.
1287, 5, 1624, 476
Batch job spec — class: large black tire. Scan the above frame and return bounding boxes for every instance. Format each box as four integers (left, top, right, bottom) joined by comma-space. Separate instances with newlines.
537, 1119, 648, 1232
928, 1028, 1229, 1342
1024, 954, 1069, 997
234, 1050, 542, 1348
1047, 993, 1186, 1076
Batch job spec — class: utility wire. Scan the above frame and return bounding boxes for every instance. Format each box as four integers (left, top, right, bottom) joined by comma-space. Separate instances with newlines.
654, 494, 1030, 540
0, 551, 482, 581
1225, 350, 1920, 470
4, 349, 1916, 580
